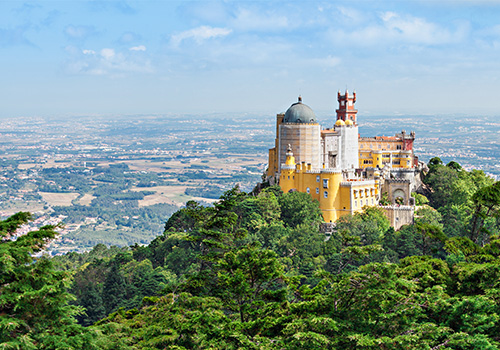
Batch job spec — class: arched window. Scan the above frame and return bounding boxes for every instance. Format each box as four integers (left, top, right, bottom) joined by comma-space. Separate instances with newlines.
324, 191, 328, 198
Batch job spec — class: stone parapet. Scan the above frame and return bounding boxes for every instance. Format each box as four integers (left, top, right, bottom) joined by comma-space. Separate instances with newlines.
385, 178, 411, 184
340, 179, 376, 187
380, 205, 415, 230
321, 168, 342, 174
379, 205, 414, 210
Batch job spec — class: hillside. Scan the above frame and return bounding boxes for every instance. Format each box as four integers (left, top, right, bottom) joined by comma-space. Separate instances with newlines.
1, 158, 499, 349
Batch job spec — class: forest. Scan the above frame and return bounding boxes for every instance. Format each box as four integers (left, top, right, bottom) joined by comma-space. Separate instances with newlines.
1, 157, 500, 349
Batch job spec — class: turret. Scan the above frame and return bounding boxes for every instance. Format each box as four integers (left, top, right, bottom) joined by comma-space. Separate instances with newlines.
335, 89, 358, 124
280, 144, 297, 193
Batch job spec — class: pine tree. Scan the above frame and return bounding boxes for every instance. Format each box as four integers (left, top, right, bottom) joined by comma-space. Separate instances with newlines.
0, 213, 96, 349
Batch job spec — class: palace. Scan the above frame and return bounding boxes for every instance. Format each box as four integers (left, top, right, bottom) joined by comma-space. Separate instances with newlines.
266, 90, 418, 227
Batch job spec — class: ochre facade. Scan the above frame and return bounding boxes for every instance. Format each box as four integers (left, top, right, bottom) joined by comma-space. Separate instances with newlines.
278, 147, 379, 222
359, 131, 417, 169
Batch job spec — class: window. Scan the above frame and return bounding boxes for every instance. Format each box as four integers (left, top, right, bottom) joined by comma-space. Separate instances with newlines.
354, 201, 357, 207
306, 187, 310, 194
323, 179, 329, 188
288, 176, 290, 180
360, 199, 363, 206
371, 198, 374, 204
397, 145, 402, 150
316, 175, 320, 182
324, 191, 328, 198
316, 188, 319, 194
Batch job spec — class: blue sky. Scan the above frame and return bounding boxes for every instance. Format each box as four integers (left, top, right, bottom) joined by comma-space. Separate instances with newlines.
2, 0, 500, 117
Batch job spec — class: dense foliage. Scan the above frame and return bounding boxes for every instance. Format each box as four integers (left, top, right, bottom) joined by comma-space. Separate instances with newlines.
1, 158, 500, 349
0, 213, 96, 349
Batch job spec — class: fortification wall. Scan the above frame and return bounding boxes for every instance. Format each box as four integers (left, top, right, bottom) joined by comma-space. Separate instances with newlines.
380, 205, 414, 231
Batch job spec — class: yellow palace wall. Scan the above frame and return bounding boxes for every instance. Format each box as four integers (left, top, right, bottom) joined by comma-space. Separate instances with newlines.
279, 155, 377, 222
358, 139, 413, 170
359, 150, 413, 169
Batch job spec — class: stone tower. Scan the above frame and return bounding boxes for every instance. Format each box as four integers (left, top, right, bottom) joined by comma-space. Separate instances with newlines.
335, 89, 358, 124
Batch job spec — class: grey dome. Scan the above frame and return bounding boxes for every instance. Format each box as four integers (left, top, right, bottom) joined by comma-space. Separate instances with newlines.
283, 96, 316, 123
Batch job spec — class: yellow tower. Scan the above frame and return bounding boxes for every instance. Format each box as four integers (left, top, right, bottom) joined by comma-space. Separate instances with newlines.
318, 170, 344, 222
280, 144, 296, 194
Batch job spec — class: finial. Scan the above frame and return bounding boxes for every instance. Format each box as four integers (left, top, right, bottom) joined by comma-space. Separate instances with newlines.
298, 95, 302, 103
287, 144, 292, 153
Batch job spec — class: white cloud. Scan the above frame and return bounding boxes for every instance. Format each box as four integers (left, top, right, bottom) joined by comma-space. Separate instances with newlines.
171, 26, 232, 46
230, 8, 289, 31
337, 6, 364, 24
328, 11, 467, 47
129, 45, 146, 51
380, 12, 453, 45
381, 11, 398, 22
65, 25, 97, 40
65, 47, 153, 76
100, 48, 115, 59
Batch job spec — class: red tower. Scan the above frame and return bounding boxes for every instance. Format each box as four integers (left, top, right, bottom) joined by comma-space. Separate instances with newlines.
335, 89, 358, 124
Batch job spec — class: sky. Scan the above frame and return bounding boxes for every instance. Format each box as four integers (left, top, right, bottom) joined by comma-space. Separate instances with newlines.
2, 0, 500, 118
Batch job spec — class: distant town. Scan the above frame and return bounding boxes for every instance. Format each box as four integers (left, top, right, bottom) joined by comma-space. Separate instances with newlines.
0, 113, 498, 253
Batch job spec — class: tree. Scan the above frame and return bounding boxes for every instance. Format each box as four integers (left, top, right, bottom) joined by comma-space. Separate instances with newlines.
216, 243, 286, 322
447, 161, 462, 171
278, 191, 323, 229
469, 182, 500, 245
0, 213, 96, 349
415, 221, 447, 256
428, 156, 443, 167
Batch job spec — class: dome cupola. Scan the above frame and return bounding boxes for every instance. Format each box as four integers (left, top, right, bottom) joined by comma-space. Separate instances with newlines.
283, 96, 317, 123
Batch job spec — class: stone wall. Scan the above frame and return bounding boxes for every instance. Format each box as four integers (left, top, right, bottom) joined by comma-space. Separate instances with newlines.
380, 205, 414, 231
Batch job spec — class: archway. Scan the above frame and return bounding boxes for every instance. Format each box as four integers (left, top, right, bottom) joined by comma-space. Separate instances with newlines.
392, 189, 406, 205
